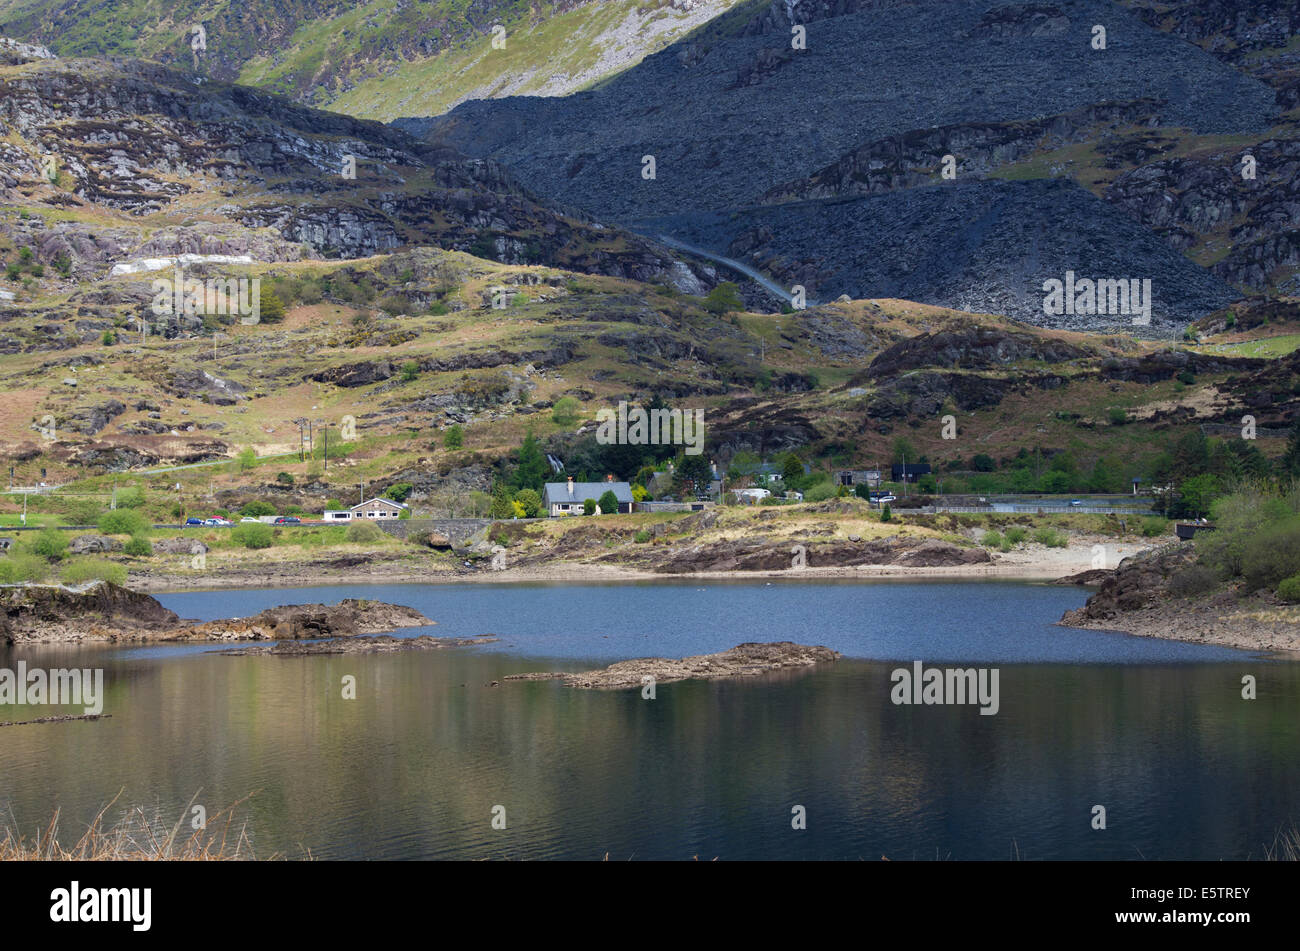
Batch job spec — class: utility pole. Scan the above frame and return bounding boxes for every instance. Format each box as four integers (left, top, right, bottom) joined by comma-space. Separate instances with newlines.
360, 478, 364, 505
322, 424, 329, 472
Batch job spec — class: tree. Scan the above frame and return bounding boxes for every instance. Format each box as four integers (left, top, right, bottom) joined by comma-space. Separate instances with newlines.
782, 452, 804, 486
236, 447, 257, 471
400, 360, 419, 382
598, 489, 620, 514
1039, 470, 1071, 494
258, 290, 286, 323
551, 396, 581, 426
891, 437, 917, 465
515, 488, 542, 517
1178, 473, 1222, 518
729, 451, 760, 479
971, 453, 996, 472
1171, 431, 1210, 480
511, 430, 549, 493
583, 498, 597, 515
444, 424, 464, 450
673, 454, 712, 498
489, 482, 515, 518
703, 281, 744, 315
1283, 418, 1300, 478
1087, 456, 1122, 494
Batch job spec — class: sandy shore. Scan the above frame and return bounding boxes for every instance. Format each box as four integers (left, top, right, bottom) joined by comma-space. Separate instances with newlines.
128, 537, 1148, 593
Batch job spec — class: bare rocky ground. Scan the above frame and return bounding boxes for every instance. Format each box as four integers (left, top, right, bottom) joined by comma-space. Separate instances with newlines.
505, 641, 840, 689
0, 581, 432, 644
221, 633, 497, 655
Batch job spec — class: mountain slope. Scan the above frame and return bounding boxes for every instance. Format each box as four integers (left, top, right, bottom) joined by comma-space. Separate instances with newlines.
400, 0, 1286, 328
0, 51, 710, 289
0, 0, 746, 117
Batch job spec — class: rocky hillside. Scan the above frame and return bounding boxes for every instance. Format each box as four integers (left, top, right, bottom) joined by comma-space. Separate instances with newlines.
401, 0, 1293, 328
0, 52, 710, 297
0, 0, 744, 116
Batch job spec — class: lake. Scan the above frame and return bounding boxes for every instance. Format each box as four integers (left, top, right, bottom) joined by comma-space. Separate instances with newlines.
2, 579, 1294, 860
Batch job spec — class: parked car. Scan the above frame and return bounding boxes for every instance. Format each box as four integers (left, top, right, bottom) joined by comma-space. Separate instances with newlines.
877, 494, 897, 504
184, 517, 203, 526
1069, 499, 1083, 506
274, 516, 301, 525
239, 516, 261, 523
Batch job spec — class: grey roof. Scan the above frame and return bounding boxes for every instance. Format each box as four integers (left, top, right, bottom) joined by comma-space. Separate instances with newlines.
543, 481, 634, 506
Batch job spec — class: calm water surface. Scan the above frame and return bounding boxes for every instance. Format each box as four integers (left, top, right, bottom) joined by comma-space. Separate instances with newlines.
1, 579, 1294, 860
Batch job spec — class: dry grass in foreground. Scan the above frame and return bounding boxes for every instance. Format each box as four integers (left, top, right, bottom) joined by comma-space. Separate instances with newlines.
0, 791, 274, 860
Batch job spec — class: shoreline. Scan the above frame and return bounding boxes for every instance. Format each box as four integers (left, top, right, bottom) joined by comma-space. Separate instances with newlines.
126, 539, 1147, 593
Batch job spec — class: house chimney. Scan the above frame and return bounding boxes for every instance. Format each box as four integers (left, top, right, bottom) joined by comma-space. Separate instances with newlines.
567, 475, 574, 497
606, 474, 613, 482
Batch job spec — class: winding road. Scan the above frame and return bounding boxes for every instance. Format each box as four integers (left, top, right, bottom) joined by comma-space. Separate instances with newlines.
655, 234, 818, 308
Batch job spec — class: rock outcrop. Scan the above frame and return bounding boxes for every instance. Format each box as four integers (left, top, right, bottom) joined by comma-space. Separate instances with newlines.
505, 641, 840, 689
0, 582, 432, 644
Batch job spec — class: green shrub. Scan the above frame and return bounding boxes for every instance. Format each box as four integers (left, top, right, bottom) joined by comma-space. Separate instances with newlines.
981, 530, 1004, 549
400, 360, 419, 382
514, 488, 541, 518
803, 481, 838, 502
551, 396, 581, 426
123, 536, 154, 557
62, 498, 105, 525
880, 504, 892, 522
231, 523, 274, 549
0, 552, 49, 583
98, 510, 151, 535
60, 558, 127, 586
634, 530, 652, 543
384, 482, 414, 503
1241, 519, 1300, 591
240, 500, 277, 517
1004, 526, 1027, 545
276, 472, 295, 485
1170, 564, 1218, 598
114, 486, 146, 508
1140, 517, 1169, 537
598, 490, 620, 514
345, 520, 384, 543
1033, 527, 1068, 548
1277, 575, 1300, 603
325, 499, 345, 510
583, 498, 597, 515
443, 424, 464, 450
1107, 406, 1128, 426
31, 528, 69, 560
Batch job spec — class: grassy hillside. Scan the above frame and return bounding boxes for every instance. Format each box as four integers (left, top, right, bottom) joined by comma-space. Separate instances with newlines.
0, 0, 745, 117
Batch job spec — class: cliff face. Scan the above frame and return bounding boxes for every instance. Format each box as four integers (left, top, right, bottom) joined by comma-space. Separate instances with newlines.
0, 580, 180, 642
